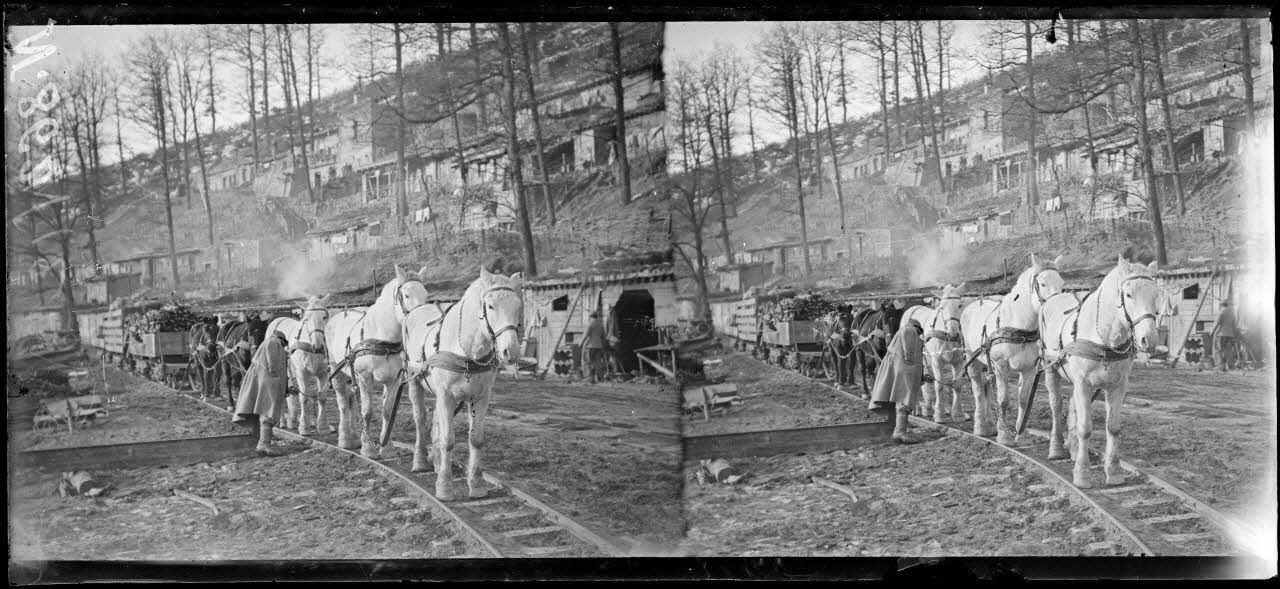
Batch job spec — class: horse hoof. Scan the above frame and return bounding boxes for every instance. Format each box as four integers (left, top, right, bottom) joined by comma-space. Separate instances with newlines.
996, 434, 1017, 446
1048, 450, 1068, 461
467, 486, 489, 499
1105, 474, 1127, 486
337, 438, 360, 450
1074, 476, 1093, 489
435, 486, 455, 502
412, 460, 432, 473
360, 446, 381, 459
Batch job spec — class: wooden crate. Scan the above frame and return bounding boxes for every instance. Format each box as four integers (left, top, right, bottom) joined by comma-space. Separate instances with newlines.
761, 320, 820, 347
139, 332, 187, 358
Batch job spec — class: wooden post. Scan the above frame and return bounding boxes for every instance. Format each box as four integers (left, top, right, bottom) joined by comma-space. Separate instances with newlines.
1169, 270, 1218, 368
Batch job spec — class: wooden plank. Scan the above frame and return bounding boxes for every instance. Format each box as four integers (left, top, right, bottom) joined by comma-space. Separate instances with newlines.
15, 433, 257, 472
682, 421, 894, 460
635, 352, 675, 379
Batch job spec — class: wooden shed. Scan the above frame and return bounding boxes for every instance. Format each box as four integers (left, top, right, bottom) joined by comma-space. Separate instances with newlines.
522, 263, 677, 376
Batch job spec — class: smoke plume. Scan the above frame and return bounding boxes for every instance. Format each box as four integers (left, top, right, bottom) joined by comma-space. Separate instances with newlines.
276, 252, 338, 299
909, 235, 967, 289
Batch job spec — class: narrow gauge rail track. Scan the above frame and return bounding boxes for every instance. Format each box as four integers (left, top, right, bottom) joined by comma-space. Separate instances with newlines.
175, 391, 629, 558
732, 349, 1246, 556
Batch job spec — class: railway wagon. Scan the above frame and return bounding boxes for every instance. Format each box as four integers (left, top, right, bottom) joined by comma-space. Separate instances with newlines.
79, 301, 197, 389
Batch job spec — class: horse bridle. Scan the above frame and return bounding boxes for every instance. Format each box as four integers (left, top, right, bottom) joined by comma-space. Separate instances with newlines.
395, 277, 427, 319
1117, 275, 1159, 334
1029, 267, 1060, 305
294, 306, 329, 348
476, 285, 522, 345
932, 296, 963, 332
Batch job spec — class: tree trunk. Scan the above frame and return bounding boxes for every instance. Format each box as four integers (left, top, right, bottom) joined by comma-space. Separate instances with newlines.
746, 86, 761, 182
439, 24, 469, 187
609, 23, 632, 206
497, 24, 538, 277
153, 70, 181, 289
821, 83, 850, 270
704, 113, 733, 264
877, 22, 892, 169
393, 23, 408, 227
891, 22, 904, 149
54, 203, 76, 329
906, 24, 942, 191
70, 118, 101, 274
205, 28, 218, 134
260, 24, 271, 159
837, 34, 849, 124
1239, 19, 1256, 130
273, 27, 300, 199
806, 47, 825, 203
113, 84, 129, 193
518, 23, 555, 226
1023, 20, 1040, 206
186, 61, 217, 249
1130, 20, 1168, 266
247, 24, 260, 177
914, 24, 945, 195
470, 23, 487, 129
786, 50, 812, 276
1067, 21, 1099, 177
1151, 22, 1186, 216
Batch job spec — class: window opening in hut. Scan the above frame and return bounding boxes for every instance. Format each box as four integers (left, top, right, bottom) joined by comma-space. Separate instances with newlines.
552, 295, 570, 311
1183, 283, 1200, 300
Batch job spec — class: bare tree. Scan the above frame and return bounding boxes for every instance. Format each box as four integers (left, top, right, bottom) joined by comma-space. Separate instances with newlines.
128, 33, 181, 288
1129, 20, 1168, 265
1150, 22, 1186, 216
65, 55, 108, 273
1239, 19, 1256, 130
609, 23, 632, 205
496, 23, 537, 276
668, 58, 714, 319
174, 31, 217, 251
905, 22, 945, 192
517, 23, 555, 226
756, 23, 812, 276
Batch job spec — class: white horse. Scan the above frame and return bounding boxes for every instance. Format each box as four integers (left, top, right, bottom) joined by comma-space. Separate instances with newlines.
324, 266, 431, 456
267, 294, 332, 435
900, 282, 969, 423
1040, 255, 1164, 488
960, 254, 1065, 444
402, 267, 524, 501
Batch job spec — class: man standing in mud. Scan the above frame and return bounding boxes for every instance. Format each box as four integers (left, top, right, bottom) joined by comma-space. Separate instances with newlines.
868, 318, 929, 444
232, 330, 291, 456
1212, 300, 1239, 371
583, 311, 607, 383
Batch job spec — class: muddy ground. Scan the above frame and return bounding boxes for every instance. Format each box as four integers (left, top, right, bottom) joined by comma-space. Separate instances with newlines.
390, 375, 685, 553
932, 364, 1275, 523
9, 446, 474, 560
8, 367, 474, 560
684, 352, 881, 437
681, 430, 1137, 556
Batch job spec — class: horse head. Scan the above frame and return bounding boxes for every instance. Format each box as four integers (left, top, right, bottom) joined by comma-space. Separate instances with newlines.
474, 266, 525, 366
1113, 254, 1163, 354
1018, 253, 1066, 314
931, 282, 966, 339
299, 294, 332, 351
878, 300, 905, 340
384, 264, 432, 321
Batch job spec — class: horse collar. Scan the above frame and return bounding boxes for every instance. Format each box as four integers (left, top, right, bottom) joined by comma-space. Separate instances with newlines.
395, 277, 426, 317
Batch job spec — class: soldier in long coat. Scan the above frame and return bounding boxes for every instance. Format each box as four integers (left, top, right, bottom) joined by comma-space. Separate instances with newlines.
868, 318, 927, 444
232, 330, 291, 456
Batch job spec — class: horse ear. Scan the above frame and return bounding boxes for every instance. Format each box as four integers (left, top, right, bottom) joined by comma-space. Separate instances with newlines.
418, 265, 430, 280
1117, 253, 1128, 268
394, 265, 407, 281
955, 281, 966, 293
1147, 260, 1159, 272
479, 265, 492, 279
1029, 253, 1041, 269
509, 272, 524, 284
1051, 255, 1064, 268
319, 294, 332, 306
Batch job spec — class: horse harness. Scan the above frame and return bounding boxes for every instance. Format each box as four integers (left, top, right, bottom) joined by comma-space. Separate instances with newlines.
962, 267, 1059, 373
1046, 274, 1158, 370
288, 306, 330, 357
924, 296, 963, 344
321, 277, 428, 395
413, 285, 522, 383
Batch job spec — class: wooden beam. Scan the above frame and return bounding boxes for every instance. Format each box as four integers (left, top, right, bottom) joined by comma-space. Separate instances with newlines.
682, 421, 893, 460
16, 433, 257, 472
634, 352, 675, 379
